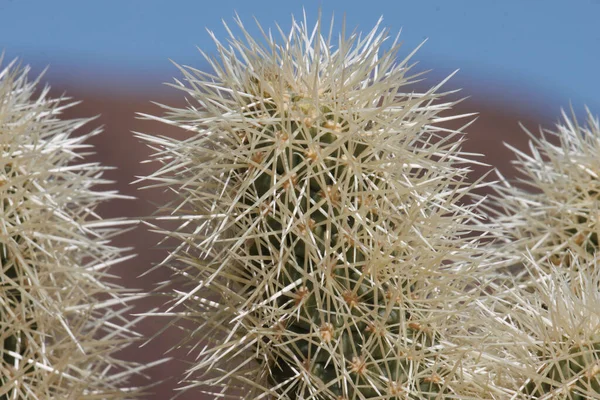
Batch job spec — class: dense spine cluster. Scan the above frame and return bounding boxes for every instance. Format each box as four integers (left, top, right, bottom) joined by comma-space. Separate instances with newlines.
140, 16, 493, 399
489, 110, 600, 274
481, 110, 600, 399
0, 60, 146, 398
477, 260, 600, 399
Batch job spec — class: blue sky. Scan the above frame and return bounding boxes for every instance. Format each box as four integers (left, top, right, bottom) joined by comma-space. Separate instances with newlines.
0, 0, 598, 116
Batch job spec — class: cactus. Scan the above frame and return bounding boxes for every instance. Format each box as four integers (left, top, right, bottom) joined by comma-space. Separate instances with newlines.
0, 60, 148, 398
487, 109, 600, 275
476, 258, 600, 399
473, 108, 600, 399
139, 15, 496, 399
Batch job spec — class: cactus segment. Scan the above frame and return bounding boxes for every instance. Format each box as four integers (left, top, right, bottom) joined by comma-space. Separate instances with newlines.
0, 60, 146, 398
140, 14, 490, 399
488, 110, 600, 275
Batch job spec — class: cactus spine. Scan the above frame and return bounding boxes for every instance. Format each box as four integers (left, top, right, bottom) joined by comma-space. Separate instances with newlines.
476, 260, 600, 399
480, 110, 600, 398
489, 110, 600, 274
140, 15, 492, 399
0, 60, 146, 398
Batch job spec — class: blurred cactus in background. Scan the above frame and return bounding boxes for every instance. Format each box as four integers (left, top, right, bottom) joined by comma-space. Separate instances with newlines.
488, 110, 600, 278
480, 259, 600, 399
477, 110, 600, 399
139, 14, 497, 399
0, 59, 148, 398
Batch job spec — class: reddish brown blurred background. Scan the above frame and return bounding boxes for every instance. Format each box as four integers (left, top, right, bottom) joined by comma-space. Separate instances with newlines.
49, 77, 552, 399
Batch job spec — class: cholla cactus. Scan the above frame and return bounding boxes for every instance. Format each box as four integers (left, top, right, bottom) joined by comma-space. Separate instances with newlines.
477, 257, 600, 399
488, 109, 600, 275
473, 108, 600, 399
139, 15, 494, 399
0, 60, 147, 397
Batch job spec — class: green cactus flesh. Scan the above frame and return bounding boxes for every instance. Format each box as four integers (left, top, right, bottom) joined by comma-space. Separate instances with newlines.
562, 187, 599, 259
237, 81, 446, 398
1, 244, 36, 400
0, 163, 36, 399
545, 184, 600, 268
523, 338, 600, 399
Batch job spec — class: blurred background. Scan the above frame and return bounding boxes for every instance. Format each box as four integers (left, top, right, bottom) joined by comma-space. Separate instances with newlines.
0, 1, 598, 398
